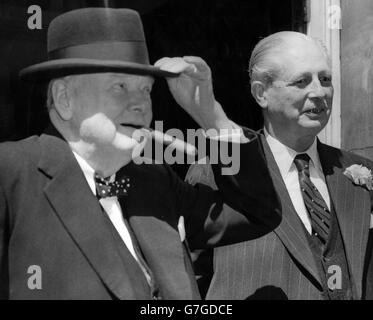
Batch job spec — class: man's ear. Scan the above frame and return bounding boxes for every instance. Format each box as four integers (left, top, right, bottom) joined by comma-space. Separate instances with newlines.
251, 81, 269, 109
51, 78, 73, 121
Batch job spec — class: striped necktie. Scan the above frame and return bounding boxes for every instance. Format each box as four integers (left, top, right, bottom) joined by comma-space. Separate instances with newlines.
294, 153, 330, 245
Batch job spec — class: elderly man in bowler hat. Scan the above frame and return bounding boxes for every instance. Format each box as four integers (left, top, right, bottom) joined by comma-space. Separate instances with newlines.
0, 8, 278, 299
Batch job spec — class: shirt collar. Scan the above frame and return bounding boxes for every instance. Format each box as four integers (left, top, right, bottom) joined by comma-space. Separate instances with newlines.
72, 151, 97, 195
72, 152, 116, 195
264, 127, 322, 178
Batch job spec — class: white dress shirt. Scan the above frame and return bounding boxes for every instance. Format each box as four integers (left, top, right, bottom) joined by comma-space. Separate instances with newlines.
264, 129, 331, 234
72, 152, 151, 282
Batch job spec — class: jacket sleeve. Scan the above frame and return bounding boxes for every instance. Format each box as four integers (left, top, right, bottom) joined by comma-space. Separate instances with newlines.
171, 129, 281, 250
0, 183, 9, 299
0, 142, 22, 300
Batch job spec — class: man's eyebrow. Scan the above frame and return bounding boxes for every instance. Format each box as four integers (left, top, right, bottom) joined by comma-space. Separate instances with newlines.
288, 71, 310, 80
281, 70, 332, 87
319, 70, 332, 76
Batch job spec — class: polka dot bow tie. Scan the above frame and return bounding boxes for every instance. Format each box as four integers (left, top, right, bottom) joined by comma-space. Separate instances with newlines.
94, 173, 131, 199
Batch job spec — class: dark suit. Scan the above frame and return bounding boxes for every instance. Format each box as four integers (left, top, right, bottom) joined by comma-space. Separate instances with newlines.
189, 134, 373, 300
0, 128, 279, 299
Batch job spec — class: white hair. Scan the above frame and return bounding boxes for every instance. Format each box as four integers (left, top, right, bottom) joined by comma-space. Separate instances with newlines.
248, 31, 330, 86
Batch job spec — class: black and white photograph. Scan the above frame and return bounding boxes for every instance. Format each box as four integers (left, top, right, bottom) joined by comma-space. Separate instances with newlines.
0, 0, 372, 309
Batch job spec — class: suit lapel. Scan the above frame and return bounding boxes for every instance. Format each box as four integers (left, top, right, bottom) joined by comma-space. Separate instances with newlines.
128, 215, 197, 299
118, 163, 199, 300
38, 133, 137, 300
318, 142, 371, 298
260, 135, 322, 286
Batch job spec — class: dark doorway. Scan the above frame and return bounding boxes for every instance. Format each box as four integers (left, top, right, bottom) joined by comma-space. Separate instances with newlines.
0, 0, 307, 176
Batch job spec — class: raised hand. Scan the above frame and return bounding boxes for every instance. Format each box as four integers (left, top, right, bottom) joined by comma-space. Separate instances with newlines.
155, 56, 229, 131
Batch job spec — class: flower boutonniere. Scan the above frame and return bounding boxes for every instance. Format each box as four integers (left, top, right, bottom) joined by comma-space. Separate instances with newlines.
343, 164, 373, 191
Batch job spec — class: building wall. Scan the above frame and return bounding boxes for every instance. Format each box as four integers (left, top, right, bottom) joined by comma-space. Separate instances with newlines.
341, 0, 373, 160
307, 0, 341, 149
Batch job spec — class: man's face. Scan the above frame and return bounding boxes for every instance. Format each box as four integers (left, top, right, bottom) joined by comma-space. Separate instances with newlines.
263, 39, 333, 140
67, 72, 154, 151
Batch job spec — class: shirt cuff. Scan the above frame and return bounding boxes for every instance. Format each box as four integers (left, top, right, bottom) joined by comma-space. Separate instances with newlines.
203, 121, 251, 143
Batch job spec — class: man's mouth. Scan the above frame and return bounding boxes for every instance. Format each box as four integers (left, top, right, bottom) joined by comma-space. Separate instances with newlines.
120, 123, 144, 130
304, 102, 328, 115
305, 107, 324, 115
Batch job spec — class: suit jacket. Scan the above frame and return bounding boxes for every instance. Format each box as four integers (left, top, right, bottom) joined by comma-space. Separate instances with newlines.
0, 128, 279, 300
189, 133, 373, 300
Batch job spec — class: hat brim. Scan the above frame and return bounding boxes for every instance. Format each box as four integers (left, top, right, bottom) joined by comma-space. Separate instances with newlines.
19, 58, 179, 82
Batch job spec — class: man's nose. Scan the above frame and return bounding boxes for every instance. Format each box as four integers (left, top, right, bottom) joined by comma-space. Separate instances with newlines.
308, 79, 326, 98
128, 94, 151, 113
130, 102, 147, 113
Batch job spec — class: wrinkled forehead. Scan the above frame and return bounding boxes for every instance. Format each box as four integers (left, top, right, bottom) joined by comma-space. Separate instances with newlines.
268, 38, 331, 79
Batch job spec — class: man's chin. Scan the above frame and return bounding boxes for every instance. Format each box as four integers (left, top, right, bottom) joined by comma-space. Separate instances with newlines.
299, 120, 327, 135
301, 113, 329, 127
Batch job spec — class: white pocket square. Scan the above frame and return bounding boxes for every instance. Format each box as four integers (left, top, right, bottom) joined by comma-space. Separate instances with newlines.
178, 216, 186, 242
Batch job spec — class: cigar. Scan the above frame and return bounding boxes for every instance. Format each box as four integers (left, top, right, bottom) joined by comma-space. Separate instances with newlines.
142, 127, 197, 156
